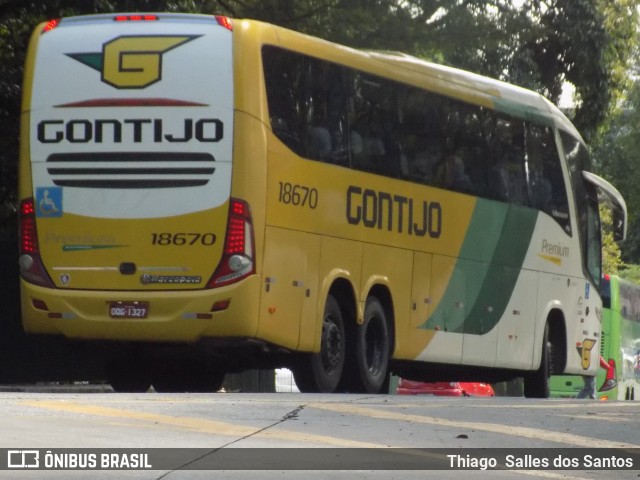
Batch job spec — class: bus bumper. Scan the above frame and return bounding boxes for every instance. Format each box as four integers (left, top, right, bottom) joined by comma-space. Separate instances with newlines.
20, 276, 261, 342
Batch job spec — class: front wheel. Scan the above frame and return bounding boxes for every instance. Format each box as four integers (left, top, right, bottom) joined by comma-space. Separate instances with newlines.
523, 323, 550, 398
292, 294, 345, 393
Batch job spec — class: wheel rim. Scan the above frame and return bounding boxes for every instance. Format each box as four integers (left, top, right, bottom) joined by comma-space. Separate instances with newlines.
321, 315, 343, 375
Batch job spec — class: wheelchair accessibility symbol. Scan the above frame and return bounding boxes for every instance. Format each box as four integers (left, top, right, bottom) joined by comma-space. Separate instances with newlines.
35, 187, 63, 218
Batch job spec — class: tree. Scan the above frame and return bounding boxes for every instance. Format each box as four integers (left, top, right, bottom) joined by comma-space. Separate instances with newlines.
592, 76, 640, 264
601, 206, 624, 275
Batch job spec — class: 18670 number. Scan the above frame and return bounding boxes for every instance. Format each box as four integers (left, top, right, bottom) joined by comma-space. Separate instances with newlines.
151, 233, 216, 246
278, 182, 318, 209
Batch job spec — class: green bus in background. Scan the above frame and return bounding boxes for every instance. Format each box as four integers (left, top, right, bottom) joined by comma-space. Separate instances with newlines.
551, 274, 640, 400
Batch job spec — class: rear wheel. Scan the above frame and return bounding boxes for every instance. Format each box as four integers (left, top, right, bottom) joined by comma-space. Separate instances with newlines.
292, 294, 345, 393
523, 323, 551, 398
347, 296, 390, 393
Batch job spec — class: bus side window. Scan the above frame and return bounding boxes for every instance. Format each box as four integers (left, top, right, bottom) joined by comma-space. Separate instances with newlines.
487, 117, 527, 205
525, 124, 552, 212
262, 46, 307, 157
562, 131, 600, 279
526, 124, 571, 233
399, 89, 445, 185
350, 73, 387, 174
305, 59, 349, 165
263, 46, 350, 165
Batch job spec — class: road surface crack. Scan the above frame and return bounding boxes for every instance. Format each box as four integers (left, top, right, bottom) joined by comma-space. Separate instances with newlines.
155, 404, 308, 479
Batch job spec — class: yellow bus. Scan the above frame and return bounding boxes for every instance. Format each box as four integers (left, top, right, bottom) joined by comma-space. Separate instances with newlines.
19, 13, 626, 394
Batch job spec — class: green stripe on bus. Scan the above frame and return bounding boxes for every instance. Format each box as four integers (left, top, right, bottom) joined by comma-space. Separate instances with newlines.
420, 200, 538, 334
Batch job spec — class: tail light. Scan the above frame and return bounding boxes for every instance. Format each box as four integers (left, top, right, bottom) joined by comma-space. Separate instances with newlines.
114, 15, 158, 22
42, 19, 60, 33
19, 198, 54, 288
215, 16, 233, 31
207, 198, 255, 288
599, 359, 617, 392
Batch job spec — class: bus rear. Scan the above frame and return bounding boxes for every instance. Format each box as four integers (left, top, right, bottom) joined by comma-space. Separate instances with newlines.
19, 15, 260, 352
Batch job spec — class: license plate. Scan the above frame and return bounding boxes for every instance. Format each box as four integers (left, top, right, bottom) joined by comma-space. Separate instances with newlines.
108, 301, 149, 319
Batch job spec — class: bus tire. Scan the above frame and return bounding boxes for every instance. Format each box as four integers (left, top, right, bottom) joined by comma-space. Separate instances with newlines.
351, 296, 390, 393
523, 323, 550, 398
292, 294, 345, 393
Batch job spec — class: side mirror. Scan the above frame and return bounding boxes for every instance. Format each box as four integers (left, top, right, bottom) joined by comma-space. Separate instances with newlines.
583, 171, 627, 241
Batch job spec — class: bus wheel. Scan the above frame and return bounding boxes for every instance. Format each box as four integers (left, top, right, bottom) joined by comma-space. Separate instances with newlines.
107, 361, 152, 393
352, 296, 390, 393
523, 323, 550, 398
292, 294, 345, 393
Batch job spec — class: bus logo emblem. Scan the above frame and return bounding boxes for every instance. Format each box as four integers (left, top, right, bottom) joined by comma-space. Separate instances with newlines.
577, 338, 597, 370
67, 35, 200, 89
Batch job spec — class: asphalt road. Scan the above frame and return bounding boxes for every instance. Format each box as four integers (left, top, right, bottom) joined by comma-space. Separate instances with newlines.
0, 390, 638, 479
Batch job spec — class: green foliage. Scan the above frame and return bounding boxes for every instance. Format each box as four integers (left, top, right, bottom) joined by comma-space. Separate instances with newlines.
592, 77, 640, 265
601, 206, 624, 275
619, 264, 640, 285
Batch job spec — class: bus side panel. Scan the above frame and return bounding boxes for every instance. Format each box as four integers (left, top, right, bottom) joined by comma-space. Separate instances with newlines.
458, 257, 496, 367
404, 252, 435, 360
495, 268, 537, 369
415, 254, 463, 365
257, 226, 320, 350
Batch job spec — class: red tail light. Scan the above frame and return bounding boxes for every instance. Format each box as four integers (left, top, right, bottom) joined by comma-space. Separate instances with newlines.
207, 198, 255, 288
20, 199, 37, 254
19, 198, 54, 288
599, 359, 617, 392
42, 19, 60, 33
114, 15, 158, 22
215, 16, 233, 31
